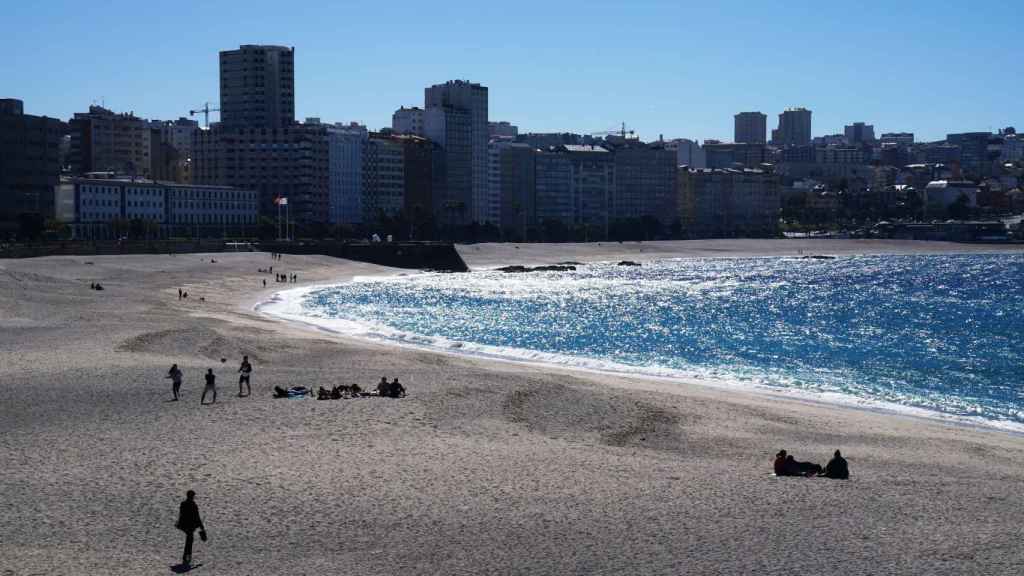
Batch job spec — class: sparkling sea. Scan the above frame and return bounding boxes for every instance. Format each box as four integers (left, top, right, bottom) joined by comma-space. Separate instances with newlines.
271, 254, 1024, 430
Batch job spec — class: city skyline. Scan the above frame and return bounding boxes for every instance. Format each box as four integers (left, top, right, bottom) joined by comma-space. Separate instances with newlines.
4, 1, 1021, 142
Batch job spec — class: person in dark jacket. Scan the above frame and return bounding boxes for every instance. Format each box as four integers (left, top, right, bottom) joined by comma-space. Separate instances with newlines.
820, 449, 850, 479
176, 490, 205, 566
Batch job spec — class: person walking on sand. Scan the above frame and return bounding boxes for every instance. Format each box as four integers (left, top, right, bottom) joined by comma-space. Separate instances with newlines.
175, 490, 206, 566
178, 288, 183, 300
166, 364, 183, 401
238, 355, 252, 397
201, 369, 217, 405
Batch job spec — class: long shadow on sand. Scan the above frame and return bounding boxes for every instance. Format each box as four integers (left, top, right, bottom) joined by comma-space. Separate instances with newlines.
170, 563, 203, 573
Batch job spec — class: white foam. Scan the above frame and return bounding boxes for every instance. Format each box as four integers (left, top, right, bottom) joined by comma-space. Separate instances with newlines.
257, 278, 1024, 436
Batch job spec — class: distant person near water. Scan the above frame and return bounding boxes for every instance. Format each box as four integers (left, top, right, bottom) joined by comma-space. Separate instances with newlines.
821, 450, 850, 479
175, 490, 206, 567
238, 355, 252, 396
166, 364, 183, 401
178, 288, 183, 300
201, 369, 217, 405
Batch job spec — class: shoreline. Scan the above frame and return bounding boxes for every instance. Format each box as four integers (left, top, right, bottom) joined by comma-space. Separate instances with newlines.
254, 256, 1024, 438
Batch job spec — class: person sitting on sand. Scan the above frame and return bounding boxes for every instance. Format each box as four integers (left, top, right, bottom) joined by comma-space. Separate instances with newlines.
388, 377, 406, 398
201, 369, 216, 405
376, 377, 390, 396
773, 450, 788, 476
820, 450, 849, 479
166, 364, 183, 401
350, 383, 362, 397
317, 386, 333, 400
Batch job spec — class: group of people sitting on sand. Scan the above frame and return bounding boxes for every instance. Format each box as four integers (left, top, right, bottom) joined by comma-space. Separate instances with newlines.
774, 449, 849, 479
274, 377, 407, 400
89, 282, 105, 291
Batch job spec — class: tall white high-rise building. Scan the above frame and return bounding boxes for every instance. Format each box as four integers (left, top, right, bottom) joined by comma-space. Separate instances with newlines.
424, 80, 488, 225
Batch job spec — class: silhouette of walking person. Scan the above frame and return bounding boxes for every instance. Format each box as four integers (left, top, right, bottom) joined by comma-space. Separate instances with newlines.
238, 355, 252, 397
166, 364, 183, 401
175, 490, 206, 567
201, 369, 217, 405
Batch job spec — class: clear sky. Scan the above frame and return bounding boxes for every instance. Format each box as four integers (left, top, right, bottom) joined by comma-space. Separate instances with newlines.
3, 0, 1020, 143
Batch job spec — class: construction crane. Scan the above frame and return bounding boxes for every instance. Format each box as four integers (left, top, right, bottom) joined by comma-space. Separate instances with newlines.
590, 122, 637, 140
189, 102, 220, 128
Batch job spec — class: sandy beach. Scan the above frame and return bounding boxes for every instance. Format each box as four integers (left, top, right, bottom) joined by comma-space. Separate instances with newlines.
1, 239, 1023, 575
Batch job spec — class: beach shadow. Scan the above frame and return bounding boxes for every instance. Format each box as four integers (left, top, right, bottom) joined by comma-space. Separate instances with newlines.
170, 562, 203, 573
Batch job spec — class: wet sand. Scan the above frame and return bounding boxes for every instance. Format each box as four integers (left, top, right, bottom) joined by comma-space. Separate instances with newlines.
1, 239, 1022, 575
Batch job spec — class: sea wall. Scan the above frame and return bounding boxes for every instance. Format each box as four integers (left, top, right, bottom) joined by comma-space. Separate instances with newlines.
0, 240, 469, 272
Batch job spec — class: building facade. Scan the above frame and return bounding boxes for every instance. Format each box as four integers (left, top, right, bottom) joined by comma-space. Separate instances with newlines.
704, 142, 768, 169
392, 106, 424, 136
489, 121, 518, 139
192, 123, 330, 227
0, 99, 65, 235
612, 144, 678, 225
771, 107, 812, 147
844, 122, 876, 144
56, 176, 256, 238
362, 133, 406, 222
219, 45, 295, 129
424, 80, 488, 224
734, 112, 767, 144
680, 168, 780, 238
68, 106, 152, 177
326, 122, 368, 224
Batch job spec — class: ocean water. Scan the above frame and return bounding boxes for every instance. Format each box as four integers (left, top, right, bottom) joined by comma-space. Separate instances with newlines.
265, 254, 1024, 430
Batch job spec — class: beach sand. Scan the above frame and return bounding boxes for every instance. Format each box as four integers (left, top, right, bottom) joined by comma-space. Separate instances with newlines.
1, 239, 1022, 575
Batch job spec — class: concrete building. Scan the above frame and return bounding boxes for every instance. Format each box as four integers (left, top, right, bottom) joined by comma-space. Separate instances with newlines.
487, 139, 530, 227
771, 107, 812, 147
679, 168, 780, 238
68, 106, 152, 177
534, 149, 574, 229
56, 175, 256, 239
1002, 134, 1024, 162
489, 121, 518, 139
499, 145, 539, 238
361, 133, 406, 222
704, 142, 768, 169
924, 180, 979, 207
947, 132, 993, 178
192, 123, 330, 226
816, 146, 866, 164
563, 145, 615, 231
424, 80, 488, 225
734, 112, 767, 144
665, 138, 706, 168
326, 123, 368, 224
219, 45, 295, 129
612, 144, 678, 226
0, 98, 65, 235
844, 122, 875, 144
880, 132, 914, 146
392, 106, 424, 136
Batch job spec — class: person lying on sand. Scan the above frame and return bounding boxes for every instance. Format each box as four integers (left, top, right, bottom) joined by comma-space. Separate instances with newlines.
273, 385, 310, 398
773, 450, 822, 477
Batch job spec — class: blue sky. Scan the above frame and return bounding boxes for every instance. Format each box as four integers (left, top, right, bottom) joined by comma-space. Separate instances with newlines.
3, 1, 1020, 142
